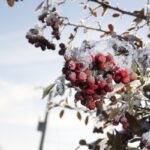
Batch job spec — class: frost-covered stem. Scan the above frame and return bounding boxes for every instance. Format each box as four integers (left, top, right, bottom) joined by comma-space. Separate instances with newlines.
89, 0, 147, 20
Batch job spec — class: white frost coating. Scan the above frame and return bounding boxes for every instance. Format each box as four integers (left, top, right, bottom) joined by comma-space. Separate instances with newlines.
142, 130, 150, 149
142, 130, 150, 141
65, 38, 135, 70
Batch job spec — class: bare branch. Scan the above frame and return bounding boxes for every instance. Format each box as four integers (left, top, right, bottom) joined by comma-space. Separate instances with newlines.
89, 0, 147, 20
64, 22, 110, 33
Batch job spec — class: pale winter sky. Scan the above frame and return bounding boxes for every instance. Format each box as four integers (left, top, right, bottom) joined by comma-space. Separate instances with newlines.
0, 0, 148, 150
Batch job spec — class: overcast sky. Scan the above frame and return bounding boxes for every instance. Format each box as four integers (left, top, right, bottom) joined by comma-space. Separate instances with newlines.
0, 0, 148, 150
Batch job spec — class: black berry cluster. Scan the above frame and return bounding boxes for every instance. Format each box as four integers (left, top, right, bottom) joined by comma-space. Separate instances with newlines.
46, 12, 61, 40
26, 28, 55, 51
58, 43, 67, 55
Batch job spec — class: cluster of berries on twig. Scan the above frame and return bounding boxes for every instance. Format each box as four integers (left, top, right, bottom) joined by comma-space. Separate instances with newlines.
62, 52, 137, 110
26, 28, 55, 51
46, 11, 62, 40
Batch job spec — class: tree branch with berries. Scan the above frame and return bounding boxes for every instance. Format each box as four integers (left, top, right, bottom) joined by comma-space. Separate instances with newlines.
6, 0, 150, 149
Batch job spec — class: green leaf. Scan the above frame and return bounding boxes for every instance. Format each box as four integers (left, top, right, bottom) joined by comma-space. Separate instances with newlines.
77, 112, 82, 121
35, 1, 44, 12
42, 84, 55, 99
59, 110, 64, 118
131, 61, 140, 75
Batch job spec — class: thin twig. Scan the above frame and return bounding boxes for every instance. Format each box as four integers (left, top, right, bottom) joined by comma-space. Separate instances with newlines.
89, 0, 147, 20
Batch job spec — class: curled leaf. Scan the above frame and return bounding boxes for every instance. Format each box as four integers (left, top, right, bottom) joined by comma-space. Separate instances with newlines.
102, 6, 107, 16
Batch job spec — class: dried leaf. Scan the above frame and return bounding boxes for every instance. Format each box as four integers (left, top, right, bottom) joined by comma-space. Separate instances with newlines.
112, 13, 120, 18
127, 27, 135, 31
85, 116, 89, 125
102, 6, 107, 16
133, 17, 142, 25
7, 0, 14, 7
42, 84, 55, 99
108, 24, 114, 32
59, 110, 64, 118
69, 33, 74, 40
77, 111, 82, 120
89, 7, 97, 17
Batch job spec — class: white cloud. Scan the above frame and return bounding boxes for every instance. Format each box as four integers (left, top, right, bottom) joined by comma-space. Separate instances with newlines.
0, 79, 41, 110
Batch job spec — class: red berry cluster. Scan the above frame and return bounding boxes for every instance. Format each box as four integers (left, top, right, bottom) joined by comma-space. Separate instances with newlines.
113, 115, 129, 129
46, 12, 61, 40
26, 28, 56, 51
63, 53, 136, 110
114, 68, 136, 84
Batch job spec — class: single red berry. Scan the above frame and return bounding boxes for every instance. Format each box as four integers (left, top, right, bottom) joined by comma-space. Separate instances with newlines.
122, 122, 129, 129
98, 63, 107, 71
76, 62, 86, 72
120, 70, 128, 78
84, 69, 92, 76
68, 72, 76, 82
78, 72, 87, 82
96, 54, 106, 63
87, 100, 96, 110
104, 84, 114, 92
85, 88, 95, 95
122, 76, 130, 84
114, 66, 120, 71
87, 75, 95, 85
114, 74, 122, 83
99, 80, 107, 89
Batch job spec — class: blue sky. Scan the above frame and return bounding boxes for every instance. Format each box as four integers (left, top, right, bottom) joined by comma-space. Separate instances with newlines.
0, 0, 148, 150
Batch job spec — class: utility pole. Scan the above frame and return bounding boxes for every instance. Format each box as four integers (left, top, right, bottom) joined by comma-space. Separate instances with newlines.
38, 104, 49, 150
